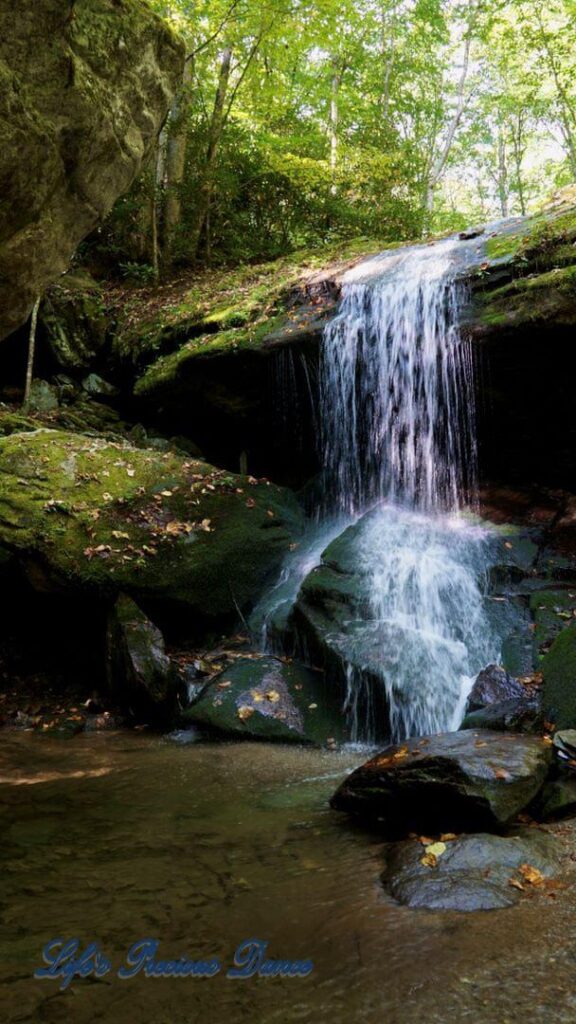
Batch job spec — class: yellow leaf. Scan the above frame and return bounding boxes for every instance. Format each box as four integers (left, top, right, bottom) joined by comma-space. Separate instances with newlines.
420, 852, 438, 868
265, 690, 280, 703
426, 841, 447, 859
519, 863, 545, 886
237, 705, 254, 722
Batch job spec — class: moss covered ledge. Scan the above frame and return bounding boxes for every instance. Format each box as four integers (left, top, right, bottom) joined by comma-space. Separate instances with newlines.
0, 429, 304, 625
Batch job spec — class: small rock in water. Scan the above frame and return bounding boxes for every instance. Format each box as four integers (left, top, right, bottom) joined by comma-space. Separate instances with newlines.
466, 664, 526, 712
461, 696, 543, 734
331, 730, 553, 835
458, 226, 485, 240
381, 828, 561, 911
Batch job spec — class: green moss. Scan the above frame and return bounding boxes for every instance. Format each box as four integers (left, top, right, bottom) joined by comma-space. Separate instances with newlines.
485, 232, 525, 261
112, 236, 387, 369
0, 429, 304, 619
542, 623, 576, 728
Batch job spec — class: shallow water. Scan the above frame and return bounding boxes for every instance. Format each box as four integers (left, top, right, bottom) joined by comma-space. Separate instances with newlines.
2, 732, 576, 1024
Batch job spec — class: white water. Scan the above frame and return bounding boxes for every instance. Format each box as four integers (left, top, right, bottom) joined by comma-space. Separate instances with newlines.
255, 235, 503, 742
320, 239, 477, 515
319, 238, 500, 741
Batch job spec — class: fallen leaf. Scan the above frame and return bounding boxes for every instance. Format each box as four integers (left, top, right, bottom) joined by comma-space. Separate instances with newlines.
440, 833, 458, 841
420, 852, 438, 868
237, 705, 254, 722
426, 841, 447, 859
519, 863, 545, 886
508, 878, 525, 892
494, 768, 511, 780
265, 690, 280, 703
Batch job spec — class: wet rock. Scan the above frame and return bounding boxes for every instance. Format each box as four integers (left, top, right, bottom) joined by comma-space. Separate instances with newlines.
461, 697, 543, 734
293, 508, 532, 739
542, 624, 576, 728
466, 664, 526, 712
330, 730, 553, 835
184, 656, 343, 745
459, 226, 485, 241
0, 0, 184, 341
106, 594, 178, 719
381, 829, 561, 911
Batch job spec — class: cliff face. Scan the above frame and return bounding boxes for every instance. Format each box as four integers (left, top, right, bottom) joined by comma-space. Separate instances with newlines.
0, 0, 184, 341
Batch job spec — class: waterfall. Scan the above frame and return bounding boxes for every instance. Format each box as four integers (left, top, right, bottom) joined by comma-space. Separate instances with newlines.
318, 238, 499, 742
320, 239, 477, 514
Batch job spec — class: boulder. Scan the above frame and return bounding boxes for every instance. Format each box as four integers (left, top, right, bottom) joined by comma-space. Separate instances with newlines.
381, 829, 561, 911
466, 664, 526, 712
41, 273, 107, 371
531, 776, 576, 821
184, 656, 343, 745
0, 0, 184, 340
25, 380, 59, 415
0, 429, 304, 629
330, 730, 553, 835
105, 593, 177, 719
293, 507, 532, 740
461, 697, 543, 734
542, 624, 576, 728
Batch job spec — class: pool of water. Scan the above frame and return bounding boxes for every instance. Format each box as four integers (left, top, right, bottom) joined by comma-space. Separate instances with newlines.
1, 731, 576, 1024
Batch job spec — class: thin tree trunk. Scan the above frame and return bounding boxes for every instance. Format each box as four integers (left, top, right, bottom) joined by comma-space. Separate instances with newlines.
497, 126, 509, 218
189, 45, 233, 261
23, 298, 41, 409
329, 60, 343, 192
163, 57, 194, 266
511, 112, 527, 216
534, 5, 576, 178
423, 26, 472, 223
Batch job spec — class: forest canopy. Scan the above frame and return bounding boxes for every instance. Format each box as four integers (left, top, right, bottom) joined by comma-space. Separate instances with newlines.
96, 0, 576, 276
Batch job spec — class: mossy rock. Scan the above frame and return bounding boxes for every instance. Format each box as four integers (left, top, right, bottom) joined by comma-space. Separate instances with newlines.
0, 0, 184, 340
542, 624, 576, 728
0, 429, 304, 627
41, 273, 108, 372
184, 656, 344, 745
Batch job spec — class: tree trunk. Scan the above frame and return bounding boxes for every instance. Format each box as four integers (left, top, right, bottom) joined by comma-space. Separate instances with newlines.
496, 126, 509, 218
423, 25, 472, 228
163, 57, 194, 267
510, 112, 527, 216
329, 61, 343, 193
23, 297, 41, 409
189, 45, 233, 261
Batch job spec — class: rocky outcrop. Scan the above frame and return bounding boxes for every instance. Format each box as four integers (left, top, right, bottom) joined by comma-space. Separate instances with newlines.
184, 656, 343, 745
0, 428, 304, 631
330, 731, 553, 835
105, 592, 178, 719
0, 0, 184, 341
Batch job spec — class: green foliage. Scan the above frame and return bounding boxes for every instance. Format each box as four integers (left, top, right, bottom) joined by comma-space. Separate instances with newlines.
94, 0, 576, 275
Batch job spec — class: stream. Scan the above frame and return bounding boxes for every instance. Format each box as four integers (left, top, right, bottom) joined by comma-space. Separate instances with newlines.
2, 731, 576, 1023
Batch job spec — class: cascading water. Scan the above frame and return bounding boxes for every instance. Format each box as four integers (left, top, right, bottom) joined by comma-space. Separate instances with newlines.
320, 240, 477, 515
318, 238, 500, 741
253, 234, 506, 744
